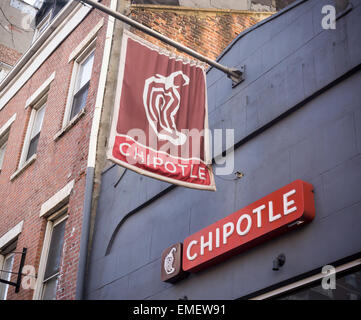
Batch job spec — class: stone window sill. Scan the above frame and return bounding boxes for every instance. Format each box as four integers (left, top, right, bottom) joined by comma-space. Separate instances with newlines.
54, 109, 85, 141
10, 154, 37, 181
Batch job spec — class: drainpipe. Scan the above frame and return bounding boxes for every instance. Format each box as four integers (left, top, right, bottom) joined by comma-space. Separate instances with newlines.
75, 0, 118, 300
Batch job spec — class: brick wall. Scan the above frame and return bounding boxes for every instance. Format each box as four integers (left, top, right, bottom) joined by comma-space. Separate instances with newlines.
0, 1, 110, 300
0, 44, 21, 66
128, 5, 273, 61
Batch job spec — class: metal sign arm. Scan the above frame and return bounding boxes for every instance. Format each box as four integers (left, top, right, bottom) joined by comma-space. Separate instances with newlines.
76, 0, 244, 86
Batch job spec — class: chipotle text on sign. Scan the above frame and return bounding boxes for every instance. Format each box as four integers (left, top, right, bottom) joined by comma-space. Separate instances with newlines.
182, 180, 315, 272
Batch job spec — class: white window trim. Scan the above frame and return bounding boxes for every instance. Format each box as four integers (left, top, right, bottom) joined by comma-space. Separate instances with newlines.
0, 62, 11, 84
251, 258, 361, 300
0, 114, 16, 138
12, 73, 55, 176
0, 139, 7, 171
25, 72, 55, 109
40, 179, 74, 218
0, 253, 15, 300
0, 113, 16, 171
0, 221, 23, 250
10, 154, 37, 181
0, 220, 23, 300
61, 39, 97, 130
34, 181, 74, 300
32, 10, 53, 43
18, 96, 47, 169
33, 208, 68, 300
68, 18, 103, 63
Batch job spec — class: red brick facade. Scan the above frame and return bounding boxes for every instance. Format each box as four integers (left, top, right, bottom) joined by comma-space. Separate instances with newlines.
128, 5, 272, 61
0, 44, 22, 66
0, 2, 110, 300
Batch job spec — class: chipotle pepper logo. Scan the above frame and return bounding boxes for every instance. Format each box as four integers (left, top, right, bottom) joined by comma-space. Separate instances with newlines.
161, 243, 188, 283
143, 71, 189, 146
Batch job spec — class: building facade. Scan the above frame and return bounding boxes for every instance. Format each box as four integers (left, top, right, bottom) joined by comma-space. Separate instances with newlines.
0, 0, 273, 300
0, 0, 113, 300
85, 0, 361, 299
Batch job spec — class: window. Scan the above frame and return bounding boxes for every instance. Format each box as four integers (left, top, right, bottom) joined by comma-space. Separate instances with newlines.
34, 207, 67, 300
0, 130, 9, 171
0, 241, 17, 300
70, 50, 94, 120
0, 113, 15, 172
62, 41, 96, 130
277, 268, 361, 300
42, 216, 66, 300
250, 259, 361, 300
32, 11, 52, 43
0, 66, 10, 83
20, 96, 46, 165
0, 254, 14, 300
26, 104, 46, 161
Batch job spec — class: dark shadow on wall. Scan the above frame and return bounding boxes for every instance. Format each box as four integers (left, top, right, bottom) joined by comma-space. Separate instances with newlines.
275, 0, 299, 10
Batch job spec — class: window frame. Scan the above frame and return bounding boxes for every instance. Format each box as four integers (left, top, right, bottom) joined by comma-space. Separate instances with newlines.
249, 258, 361, 300
62, 39, 96, 129
0, 221, 22, 300
0, 113, 16, 173
33, 207, 68, 300
0, 130, 9, 172
32, 10, 52, 43
0, 252, 15, 300
19, 94, 47, 168
0, 62, 11, 83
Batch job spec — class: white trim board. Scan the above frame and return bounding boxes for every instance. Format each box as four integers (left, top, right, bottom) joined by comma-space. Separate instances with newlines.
0, 114, 16, 137
87, 0, 117, 168
25, 72, 56, 109
68, 18, 104, 62
0, 221, 24, 250
40, 180, 75, 218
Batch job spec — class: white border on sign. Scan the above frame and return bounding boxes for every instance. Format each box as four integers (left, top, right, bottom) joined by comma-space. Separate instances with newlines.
106, 30, 215, 191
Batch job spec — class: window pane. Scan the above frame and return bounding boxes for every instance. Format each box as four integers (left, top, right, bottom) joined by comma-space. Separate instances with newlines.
0, 254, 14, 300
25, 104, 45, 161
76, 51, 94, 92
43, 219, 66, 281
0, 130, 9, 170
26, 133, 40, 161
70, 82, 89, 119
277, 269, 361, 300
0, 142, 7, 169
42, 276, 58, 300
30, 105, 46, 139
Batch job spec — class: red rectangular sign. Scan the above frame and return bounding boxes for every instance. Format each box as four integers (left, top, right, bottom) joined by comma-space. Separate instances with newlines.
182, 180, 315, 272
107, 30, 215, 190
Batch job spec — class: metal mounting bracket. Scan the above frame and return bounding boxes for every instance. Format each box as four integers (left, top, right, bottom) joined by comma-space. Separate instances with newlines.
228, 65, 245, 88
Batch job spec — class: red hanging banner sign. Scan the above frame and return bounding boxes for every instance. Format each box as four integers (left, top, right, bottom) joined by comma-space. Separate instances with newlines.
107, 31, 215, 191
